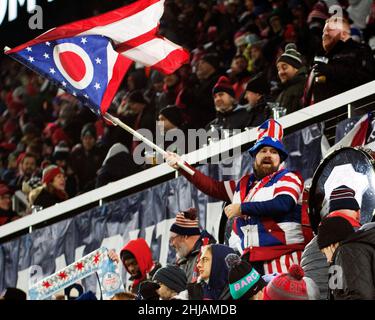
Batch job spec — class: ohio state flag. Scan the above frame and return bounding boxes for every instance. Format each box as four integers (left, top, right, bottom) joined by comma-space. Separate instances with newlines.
4, 0, 189, 115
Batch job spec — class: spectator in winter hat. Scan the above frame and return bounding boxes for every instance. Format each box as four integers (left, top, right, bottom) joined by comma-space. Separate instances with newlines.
301, 185, 362, 300
197, 54, 220, 80
152, 265, 187, 300
206, 76, 253, 133
0, 183, 18, 226
275, 43, 307, 114
29, 164, 68, 210
70, 122, 105, 192
225, 253, 267, 300
243, 72, 271, 127
166, 119, 305, 276
157, 105, 186, 154
136, 280, 160, 300
51, 141, 78, 198
158, 105, 184, 132
263, 264, 320, 300
317, 216, 375, 300
317, 216, 355, 262
169, 208, 216, 283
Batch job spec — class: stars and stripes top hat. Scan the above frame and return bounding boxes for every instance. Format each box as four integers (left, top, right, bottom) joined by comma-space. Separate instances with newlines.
170, 208, 200, 236
329, 185, 360, 213
248, 119, 288, 161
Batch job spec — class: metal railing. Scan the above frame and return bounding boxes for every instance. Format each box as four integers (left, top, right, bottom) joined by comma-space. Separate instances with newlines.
1, 80, 375, 240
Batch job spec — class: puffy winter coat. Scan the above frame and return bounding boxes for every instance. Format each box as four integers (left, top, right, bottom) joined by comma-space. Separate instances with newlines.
330, 227, 375, 300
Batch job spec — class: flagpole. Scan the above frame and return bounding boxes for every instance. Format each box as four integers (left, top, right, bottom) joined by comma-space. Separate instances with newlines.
104, 112, 195, 176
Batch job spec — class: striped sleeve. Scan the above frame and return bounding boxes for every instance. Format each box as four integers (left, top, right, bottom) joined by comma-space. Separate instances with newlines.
273, 172, 303, 203
180, 163, 236, 202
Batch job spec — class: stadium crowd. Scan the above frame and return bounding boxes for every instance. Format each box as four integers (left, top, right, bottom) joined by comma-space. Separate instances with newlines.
1, 0, 375, 301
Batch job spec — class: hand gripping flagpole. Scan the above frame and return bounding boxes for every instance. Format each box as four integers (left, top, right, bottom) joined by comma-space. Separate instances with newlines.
103, 112, 194, 176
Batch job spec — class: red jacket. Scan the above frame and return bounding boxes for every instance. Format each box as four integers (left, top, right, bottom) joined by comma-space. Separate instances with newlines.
120, 238, 154, 292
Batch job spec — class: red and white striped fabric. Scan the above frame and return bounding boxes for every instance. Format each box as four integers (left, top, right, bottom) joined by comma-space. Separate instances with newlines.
6, 0, 189, 75
323, 113, 372, 157
174, 212, 199, 229
263, 251, 303, 274
257, 119, 284, 141
273, 172, 304, 204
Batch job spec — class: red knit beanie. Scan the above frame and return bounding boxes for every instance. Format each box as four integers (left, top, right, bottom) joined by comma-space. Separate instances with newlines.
263, 265, 320, 300
42, 165, 64, 185
212, 76, 235, 97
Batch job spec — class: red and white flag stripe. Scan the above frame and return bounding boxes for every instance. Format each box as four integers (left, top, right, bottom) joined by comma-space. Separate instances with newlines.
323, 113, 371, 157
6, 0, 189, 75
258, 119, 284, 141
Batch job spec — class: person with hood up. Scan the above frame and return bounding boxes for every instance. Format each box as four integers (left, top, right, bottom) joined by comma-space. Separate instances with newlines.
95, 143, 139, 188
192, 244, 235, 300
108, 238, 161, 294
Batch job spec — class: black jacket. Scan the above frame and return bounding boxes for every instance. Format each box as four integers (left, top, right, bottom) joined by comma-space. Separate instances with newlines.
311, 39, 375, 104
330, 227, 375, 300
33, 188, 66, 209
0, 208, 17, 226
247, 97, 272, 128
276, 67, 307, 114
205, 105, 255, 132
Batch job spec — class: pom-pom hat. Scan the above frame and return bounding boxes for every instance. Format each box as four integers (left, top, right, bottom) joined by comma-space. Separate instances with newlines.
263, 264, 320, 300
248, 119, 288, 162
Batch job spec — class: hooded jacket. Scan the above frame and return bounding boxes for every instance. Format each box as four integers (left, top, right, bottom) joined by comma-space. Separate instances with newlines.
330, 227, 375, 300
177, 230, 216, 283
201, 244, 235, 300
95, 143, 139, 188
120, 238, 159, 293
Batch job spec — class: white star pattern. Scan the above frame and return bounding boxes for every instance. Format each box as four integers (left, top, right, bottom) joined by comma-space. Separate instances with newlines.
26, 47, 32, 52
84, 94, 89, 99
49, 68, 56, 74
45, 42, 51, 46
62, 81, 67, 87
72, 92, 77, 96
28, 56, 34, 62
95, 57, 102, 64
43, 53, 50, 59
81, 37, 87, 44
94, 82, 101, 90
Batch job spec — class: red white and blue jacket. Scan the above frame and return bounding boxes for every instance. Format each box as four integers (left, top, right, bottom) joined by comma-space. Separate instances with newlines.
181, 164, 305, 262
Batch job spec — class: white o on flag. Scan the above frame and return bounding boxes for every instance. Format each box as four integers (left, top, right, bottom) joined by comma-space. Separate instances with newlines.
53, 43, 94, 90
